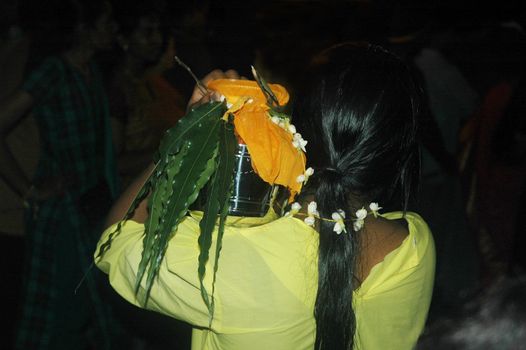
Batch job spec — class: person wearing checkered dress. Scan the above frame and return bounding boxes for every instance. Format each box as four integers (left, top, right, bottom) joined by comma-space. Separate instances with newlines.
0, 1, 123, 348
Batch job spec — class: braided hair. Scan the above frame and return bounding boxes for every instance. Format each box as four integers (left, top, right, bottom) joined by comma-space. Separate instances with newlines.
294, 42, 423, 349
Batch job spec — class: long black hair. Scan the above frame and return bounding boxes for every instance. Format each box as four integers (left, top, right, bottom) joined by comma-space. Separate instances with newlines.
294, 42, 423, 349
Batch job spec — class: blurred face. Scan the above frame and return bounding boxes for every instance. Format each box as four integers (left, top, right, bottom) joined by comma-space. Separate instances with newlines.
89, 3, 117, 50
127, 15, 163, 64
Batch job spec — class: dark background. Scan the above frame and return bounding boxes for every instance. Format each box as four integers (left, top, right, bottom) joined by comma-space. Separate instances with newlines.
1, 0, 525, 349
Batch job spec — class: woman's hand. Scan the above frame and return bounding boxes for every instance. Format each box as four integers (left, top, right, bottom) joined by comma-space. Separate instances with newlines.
186, 69, 242, 111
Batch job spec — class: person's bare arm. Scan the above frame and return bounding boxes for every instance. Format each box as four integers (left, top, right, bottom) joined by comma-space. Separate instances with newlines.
104, 162, 154, 228
0, 90, 34, 198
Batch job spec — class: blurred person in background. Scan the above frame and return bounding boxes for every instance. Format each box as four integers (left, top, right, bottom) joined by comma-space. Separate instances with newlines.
106, 0, 187, 189
0, 0, 124, 348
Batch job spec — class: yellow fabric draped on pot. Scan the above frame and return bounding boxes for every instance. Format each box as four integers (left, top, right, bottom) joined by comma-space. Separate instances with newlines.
207, 79, 306, 200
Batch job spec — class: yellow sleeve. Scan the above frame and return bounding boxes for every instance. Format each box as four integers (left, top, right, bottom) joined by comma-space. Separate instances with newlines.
94, 214, 319, 350
94, 219, 211, 328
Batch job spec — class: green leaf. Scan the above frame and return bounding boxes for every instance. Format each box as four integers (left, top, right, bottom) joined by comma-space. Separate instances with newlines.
96, 103, 227, 262
138, 114, 222, 304
197, 119, 237, 316
135, 145, 189, 295
156, 102, 226, 160
209, 119, 237, 321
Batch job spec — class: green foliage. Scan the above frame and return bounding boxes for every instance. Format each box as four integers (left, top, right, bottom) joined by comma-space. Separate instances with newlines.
197, 116, 237, 319
136, 102, 226, 303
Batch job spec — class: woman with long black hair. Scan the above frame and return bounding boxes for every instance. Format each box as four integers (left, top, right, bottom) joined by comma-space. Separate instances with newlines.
295, 42, 434, 349
95, 43, 435, 349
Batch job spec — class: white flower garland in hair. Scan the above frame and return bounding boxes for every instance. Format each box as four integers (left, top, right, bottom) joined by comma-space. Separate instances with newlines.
332, 209, 346, 234
304, 201, 319, 226
285, 201, 383, 234
296, 167, 314, 185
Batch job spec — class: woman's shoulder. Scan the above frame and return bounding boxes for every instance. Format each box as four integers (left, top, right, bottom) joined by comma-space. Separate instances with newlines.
380, 211, 432, 239
357, 211, 434, 285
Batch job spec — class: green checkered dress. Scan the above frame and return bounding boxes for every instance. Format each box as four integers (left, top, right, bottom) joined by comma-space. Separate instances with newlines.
14, 56, 121, 349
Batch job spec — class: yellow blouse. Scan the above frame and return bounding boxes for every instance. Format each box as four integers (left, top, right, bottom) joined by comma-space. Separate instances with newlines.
95, 211, 435, 350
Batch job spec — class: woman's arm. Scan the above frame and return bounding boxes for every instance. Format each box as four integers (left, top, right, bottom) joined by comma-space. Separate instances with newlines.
105, 162, 154, 228
0, 90, 35, 198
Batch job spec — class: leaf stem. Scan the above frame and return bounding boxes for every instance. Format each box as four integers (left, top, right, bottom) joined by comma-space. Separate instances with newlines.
174, 55, 208, 96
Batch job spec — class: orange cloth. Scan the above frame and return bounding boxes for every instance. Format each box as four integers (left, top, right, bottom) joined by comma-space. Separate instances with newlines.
207, 79, 306, 199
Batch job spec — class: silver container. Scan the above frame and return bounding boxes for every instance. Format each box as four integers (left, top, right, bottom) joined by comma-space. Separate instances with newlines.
192, 143, 276, 217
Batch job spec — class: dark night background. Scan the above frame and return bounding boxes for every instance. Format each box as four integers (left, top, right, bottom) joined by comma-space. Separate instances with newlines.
1, 0, 526, 349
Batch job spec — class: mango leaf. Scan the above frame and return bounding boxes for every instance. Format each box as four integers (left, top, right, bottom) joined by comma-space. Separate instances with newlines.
138, 114, 222, 303
209, 118, 237, 321
156, 102, 226, 161
135, 146, 189, 295
100, 102, 227, 260
197, 117, 237, 316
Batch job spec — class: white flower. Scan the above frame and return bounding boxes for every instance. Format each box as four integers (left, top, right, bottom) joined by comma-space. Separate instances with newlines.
292, 133, 308, 152
286, 202, 302, 217
331, 210, 347, 234
300, 139, 308, 152
353, 219, 364, 232
293, 133, 303, 141
369, 202, 382, 218
307, 201, 319, 216
304, 216, 316, 226
297, 167, 314, 185
226, 102, 233, 108
279, 121, 286, 128
332, 211, 343, 221
355, 208, 368, 220
333, 221, 345, 234
271, 116, 280, 124
288, 124, 297, 134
